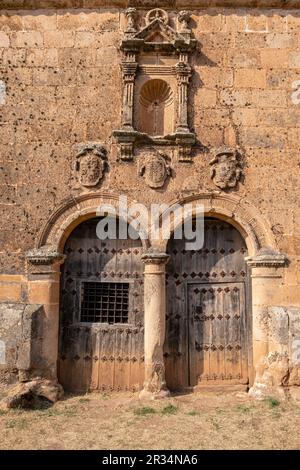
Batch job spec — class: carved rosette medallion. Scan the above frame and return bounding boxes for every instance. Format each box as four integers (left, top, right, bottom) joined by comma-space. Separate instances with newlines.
75, 144, 107, 188
138, 153, 171, 189
210, 149, 242, 190
145, 8, 169, 26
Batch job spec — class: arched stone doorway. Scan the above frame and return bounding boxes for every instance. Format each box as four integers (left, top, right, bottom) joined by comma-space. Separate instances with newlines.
165, 217, 252, 391
26, 192, 286, 400
58, 217, 145, 392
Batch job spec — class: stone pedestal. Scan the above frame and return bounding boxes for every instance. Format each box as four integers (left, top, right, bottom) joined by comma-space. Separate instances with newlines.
139, 252, 170, 399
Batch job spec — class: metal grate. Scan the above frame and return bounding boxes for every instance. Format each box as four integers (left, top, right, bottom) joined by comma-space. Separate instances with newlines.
80, 281, 129, 324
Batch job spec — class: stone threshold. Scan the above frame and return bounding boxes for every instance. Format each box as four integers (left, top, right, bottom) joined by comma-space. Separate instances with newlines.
168, 385, 249, 394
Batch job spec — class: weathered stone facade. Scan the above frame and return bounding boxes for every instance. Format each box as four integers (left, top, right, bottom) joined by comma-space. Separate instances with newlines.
0, 1, 300, 403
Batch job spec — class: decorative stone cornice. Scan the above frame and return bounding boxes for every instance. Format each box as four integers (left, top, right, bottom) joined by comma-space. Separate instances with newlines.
1, 1, 300, 10
142, 251, 170, 265
26, 246, 66, 266
246, 247, 287, 268
113, 128, 196, 147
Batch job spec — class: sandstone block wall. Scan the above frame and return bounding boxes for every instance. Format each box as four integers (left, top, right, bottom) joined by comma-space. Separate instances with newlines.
0, 7, 299, 304
0, 303, 45, 384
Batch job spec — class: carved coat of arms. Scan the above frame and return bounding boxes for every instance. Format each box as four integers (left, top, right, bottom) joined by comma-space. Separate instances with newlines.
75, 144, 107, 188
210, 149, 242, 190
138, 153, 171, 189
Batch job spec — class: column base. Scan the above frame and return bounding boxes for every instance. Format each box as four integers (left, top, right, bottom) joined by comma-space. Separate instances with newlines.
139, 388, 170, 400
248, 384, 288, 401
249, 351, 290, 401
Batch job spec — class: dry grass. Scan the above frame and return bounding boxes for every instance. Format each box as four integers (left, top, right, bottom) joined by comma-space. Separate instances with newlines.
0, 390, 300, 450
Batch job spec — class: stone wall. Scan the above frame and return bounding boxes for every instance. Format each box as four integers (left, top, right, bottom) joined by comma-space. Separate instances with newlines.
0, 5, 300, 395
0, 7, 299, 288
0, 303, 45, 385
249, 306, 300, 399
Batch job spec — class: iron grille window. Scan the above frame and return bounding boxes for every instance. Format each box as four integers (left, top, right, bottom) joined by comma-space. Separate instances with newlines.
80, 282, 129, 324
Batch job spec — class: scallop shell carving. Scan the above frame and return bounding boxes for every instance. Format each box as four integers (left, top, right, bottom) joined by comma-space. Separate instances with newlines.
140, 79, 173, 107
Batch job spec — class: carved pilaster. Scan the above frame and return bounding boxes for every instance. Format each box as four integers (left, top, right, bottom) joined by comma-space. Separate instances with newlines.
121, 56, 138, 131
176, 61, 192, 134
112, 50, 139, 161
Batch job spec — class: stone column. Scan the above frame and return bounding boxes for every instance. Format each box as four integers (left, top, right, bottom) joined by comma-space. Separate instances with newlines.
140, 252, 170, 399
246, 248, 287, 399
26, 246, 66, 382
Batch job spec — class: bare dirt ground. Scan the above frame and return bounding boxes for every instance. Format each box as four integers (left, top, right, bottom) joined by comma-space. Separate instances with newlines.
0, 389, 300, 450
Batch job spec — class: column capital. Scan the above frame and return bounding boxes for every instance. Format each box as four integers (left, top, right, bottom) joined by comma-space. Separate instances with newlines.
142, 252, 170, 265
26, 246, 66, 275
246, 247, 287, 268
246, 247, 287, 279
121, 61, 138, 82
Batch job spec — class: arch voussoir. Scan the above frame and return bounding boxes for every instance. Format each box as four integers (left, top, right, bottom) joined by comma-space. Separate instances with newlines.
38, 192, 151, 252
156, 192, 276, 256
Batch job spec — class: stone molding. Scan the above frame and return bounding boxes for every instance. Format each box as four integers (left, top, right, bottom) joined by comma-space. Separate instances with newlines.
26, 246, 66, 267
142, 252, 170, 265
37, 192, 151, 252
159, 192, 277, 256
38, 192, 277, 258
1, 1, 299, 10
246, 247, 287, 268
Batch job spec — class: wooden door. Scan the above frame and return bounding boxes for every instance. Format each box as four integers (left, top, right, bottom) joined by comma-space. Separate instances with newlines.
58, 218, 144, 392
165, 218, 251, 390
188, 282, 248, 386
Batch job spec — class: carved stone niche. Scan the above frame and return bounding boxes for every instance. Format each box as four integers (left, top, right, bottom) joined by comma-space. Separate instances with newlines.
113, 8, 197, 163
74, 143, 107, 189
210, 148, 242, 190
